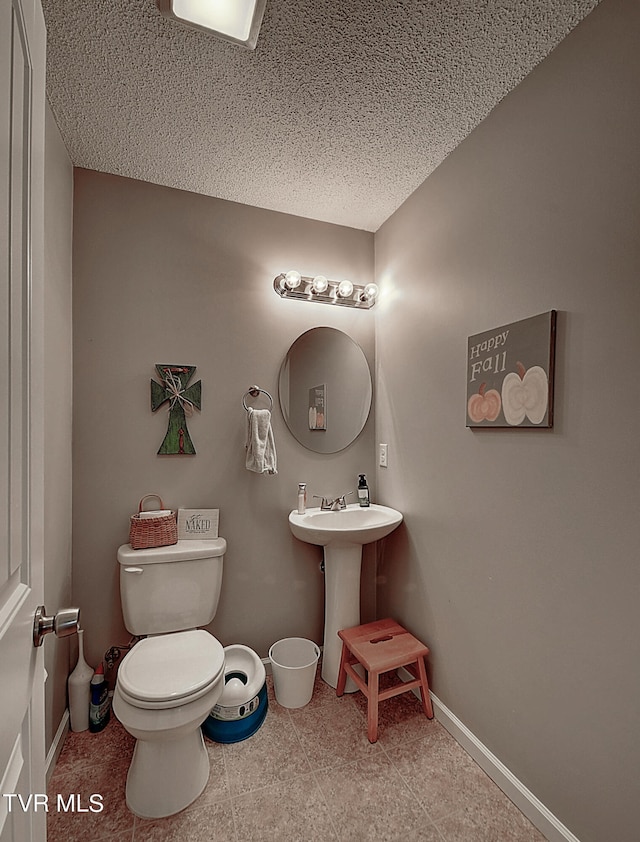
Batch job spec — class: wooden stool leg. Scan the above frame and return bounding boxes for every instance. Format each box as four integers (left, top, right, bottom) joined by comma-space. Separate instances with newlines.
416, 655, 434, 719
367, 672, 380, 743
336, 642, 348, 697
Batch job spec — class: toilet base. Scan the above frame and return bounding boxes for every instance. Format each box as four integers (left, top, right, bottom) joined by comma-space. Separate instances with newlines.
125, 727, 209, 818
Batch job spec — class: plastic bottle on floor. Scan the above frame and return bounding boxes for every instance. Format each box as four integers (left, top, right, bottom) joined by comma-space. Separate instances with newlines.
68, 628, 93, 732
89, 662, 111, 733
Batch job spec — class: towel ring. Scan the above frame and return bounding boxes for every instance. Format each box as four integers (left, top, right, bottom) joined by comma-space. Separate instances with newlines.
242, 385, 273, 412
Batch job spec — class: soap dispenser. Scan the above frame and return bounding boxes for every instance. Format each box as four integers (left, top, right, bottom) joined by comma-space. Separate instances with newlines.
297, 483, 307, 514
357, 474, 370, 507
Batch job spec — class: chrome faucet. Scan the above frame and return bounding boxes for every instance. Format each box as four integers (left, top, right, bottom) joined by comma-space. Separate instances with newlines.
313, 491, 354, 511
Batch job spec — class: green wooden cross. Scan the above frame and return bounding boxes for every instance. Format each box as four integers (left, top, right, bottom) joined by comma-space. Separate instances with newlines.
150, 364, 201, 455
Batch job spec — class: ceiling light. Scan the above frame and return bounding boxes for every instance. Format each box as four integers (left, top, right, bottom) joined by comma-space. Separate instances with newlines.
273, 273, 378, 309
157, 0, 268, 50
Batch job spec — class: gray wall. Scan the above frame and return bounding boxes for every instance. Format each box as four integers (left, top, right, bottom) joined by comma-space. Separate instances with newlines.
43, 104, 73, 754
374, 1, 639, 841
72, 170, 376, 671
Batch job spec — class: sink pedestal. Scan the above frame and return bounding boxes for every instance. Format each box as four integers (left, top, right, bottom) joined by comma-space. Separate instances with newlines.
288, 504, 403, 693
322, 544, 361, 690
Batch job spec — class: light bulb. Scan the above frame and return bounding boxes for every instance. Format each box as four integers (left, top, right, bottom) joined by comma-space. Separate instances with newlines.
311, 275, 328, 294
284, 270, 302, 290
337, 280, 354, 298
361, 283, 379, 301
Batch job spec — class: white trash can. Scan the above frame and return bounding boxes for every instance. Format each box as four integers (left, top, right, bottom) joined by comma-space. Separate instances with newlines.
268, 638, 320, 709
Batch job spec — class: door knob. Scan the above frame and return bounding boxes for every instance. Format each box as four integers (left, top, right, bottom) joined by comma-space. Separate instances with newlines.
33, 605, 80, 647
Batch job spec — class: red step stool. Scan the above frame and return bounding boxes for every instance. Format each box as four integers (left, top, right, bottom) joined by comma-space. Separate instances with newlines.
336, 618, 434, 743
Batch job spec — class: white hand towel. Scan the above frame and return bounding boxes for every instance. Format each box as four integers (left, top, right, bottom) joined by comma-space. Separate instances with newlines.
245, 408, 277, 474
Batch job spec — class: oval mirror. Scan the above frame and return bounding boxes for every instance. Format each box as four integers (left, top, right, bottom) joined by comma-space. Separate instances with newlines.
278, 327, 372, 453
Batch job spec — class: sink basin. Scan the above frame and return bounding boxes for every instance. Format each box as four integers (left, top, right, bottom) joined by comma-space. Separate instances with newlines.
289, 503, 403, 547
289, 503, 403, 690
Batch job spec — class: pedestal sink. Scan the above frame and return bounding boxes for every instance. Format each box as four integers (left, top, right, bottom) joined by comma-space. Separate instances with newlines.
289, 503, 403, 689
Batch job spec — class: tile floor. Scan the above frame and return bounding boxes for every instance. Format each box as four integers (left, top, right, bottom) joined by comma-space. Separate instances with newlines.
47, 668, 548, 842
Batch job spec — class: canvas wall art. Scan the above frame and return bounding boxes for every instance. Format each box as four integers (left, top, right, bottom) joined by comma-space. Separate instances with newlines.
466, 311, 556, 428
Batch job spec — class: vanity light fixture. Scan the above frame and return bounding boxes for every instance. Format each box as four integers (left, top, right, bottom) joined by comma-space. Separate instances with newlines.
157, 0, 268, 50
273, 273, 378, 309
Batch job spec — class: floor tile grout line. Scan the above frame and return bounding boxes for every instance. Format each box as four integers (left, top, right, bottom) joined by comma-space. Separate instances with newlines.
223, 767, 321, 805
289, 684, 434, 839
309, 766, 342, 842
378, 732, 532, 841
220, 701, 342, 842
217, 703, 320, 803
283, 707, 381, 778
282, 698, 326, 775
279, 690, 375, 840
219, 741, 240, 842
301, 718, 446, 842
378, 735, 450, 839
281, 702, 318, 778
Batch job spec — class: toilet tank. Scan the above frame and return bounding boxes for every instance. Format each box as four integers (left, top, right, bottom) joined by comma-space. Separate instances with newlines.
117, 539, 226, 635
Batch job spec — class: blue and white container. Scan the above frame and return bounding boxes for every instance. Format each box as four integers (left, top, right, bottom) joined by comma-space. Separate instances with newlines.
202, 645, 268, 744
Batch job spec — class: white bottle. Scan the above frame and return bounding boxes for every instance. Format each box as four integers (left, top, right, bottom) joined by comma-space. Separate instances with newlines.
297, 482, 307, 514
68, 628, 93, 732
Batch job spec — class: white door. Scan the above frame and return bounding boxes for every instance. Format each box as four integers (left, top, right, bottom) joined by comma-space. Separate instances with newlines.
0, 0, 47, 840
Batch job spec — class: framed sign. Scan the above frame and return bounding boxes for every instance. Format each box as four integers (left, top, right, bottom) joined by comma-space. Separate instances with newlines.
466, 311, 556, 428
177, 508, 219, 539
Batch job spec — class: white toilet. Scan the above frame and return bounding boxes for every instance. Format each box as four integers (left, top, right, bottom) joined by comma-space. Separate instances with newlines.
113, 538, 227, 819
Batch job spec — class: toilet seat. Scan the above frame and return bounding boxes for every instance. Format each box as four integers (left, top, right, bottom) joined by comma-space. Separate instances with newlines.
117, 629, 225, 709
218, 644, 266, 707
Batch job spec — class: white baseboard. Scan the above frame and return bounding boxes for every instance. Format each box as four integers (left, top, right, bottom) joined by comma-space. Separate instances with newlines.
46, 710, 69, 785
396, 668, 580, 842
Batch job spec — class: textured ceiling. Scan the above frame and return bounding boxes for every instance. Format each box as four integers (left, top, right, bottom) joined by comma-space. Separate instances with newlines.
42, 0, 600, 231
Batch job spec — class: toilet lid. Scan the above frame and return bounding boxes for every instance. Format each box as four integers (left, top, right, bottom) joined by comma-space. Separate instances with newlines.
118, 630, 225, 704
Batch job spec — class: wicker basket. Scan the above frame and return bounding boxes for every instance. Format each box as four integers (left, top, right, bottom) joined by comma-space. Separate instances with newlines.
129, 494, 178, 550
